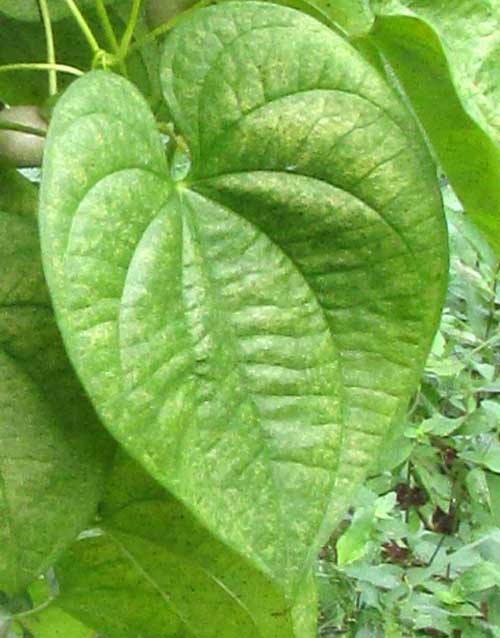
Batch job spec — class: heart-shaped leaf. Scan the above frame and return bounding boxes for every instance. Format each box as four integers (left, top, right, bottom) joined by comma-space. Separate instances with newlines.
54, 452, 317, 638
0, 184, 113, 595
39, 2, 448, 597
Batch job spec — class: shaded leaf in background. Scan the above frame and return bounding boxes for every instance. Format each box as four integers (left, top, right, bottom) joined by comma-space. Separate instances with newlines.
39, 2, 447, 599
55, 452, 316, 638
0, 0, 123, 21
0, 6, 156, 107
23, 580, 95, 638
0, 176, 113, 596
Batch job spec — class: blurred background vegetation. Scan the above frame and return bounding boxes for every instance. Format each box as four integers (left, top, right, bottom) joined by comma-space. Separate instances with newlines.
317, 183, 500, 638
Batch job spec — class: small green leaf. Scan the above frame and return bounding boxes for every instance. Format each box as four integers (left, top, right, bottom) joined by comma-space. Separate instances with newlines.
487, 474, 500, 526
453, 562, 500, 597
39, 2, 447, 597
0, 206, 113, 595
343, 564, 402, 589
465, 467, 491, 510
421, 415, 463, 437
461, 445, 500, 474
22, 602, 95, 638
412, 446, 452, 511
336, 508, 375, 566
55, 453, 317, 638
0, 170, 37, 216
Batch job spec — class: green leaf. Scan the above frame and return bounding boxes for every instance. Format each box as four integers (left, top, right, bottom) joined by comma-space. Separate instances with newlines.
461, 445, 500, 474
420, 414, 463, 437
453, 562, 500, 597
487, 474, 500, 526
412, 446, 452, 511
22, 604, 95, 638
39, 3, 448, 597
465, 467, 491, 510
0, 0, 122, 21
343, 563, 402, 589
0, 169, 37, 216
370, 3, 500, 256
55, 452, 317, 638
336, 508, 375, 566
0, 206, 113, 596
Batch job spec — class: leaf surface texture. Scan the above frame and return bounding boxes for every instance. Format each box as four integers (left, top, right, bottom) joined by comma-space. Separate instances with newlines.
54, 453, 316, 638
0, 182, 113, 595
39, 2, 448, 596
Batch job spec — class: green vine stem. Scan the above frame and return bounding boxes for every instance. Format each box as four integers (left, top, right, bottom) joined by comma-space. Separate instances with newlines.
0, 62, 84, 77
94, 0, 128, 76
0, 120, 46, 137
9, 597, 55, 621
486, 263, 500, 340
63, 0, 101, 55
119, 0, 143, 59
127, 0, 212, 55
37, 0, 58, 95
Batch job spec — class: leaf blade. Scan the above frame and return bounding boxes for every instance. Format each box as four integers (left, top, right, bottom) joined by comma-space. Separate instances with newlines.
370, 4, 500, 256
54, 453, 317, 638
40, 1, 448, 599
0, 208, 113, 595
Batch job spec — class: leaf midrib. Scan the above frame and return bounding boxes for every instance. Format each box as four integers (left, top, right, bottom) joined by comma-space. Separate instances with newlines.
180, 190, 344, 587
179, 194, 290, 582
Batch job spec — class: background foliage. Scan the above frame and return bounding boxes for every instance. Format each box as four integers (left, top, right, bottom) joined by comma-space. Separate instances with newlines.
317, 186, 500, 637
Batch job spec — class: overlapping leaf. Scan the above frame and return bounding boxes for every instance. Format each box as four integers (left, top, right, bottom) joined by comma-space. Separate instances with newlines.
369, 1, 500, 256
372, 0, 500, 148
275, 0, 500, 255
302, 0, 373, 34
23, 583, 96, 638
0, 0, 122, 22
53, 452, 316, 638
0, 177, 113, 596
39, 2, 447, 598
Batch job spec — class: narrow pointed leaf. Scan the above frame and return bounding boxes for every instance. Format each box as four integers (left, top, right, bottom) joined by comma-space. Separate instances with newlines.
0, 205, 113, 595
54, 453, 317, 638
39, 2, 447, 597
